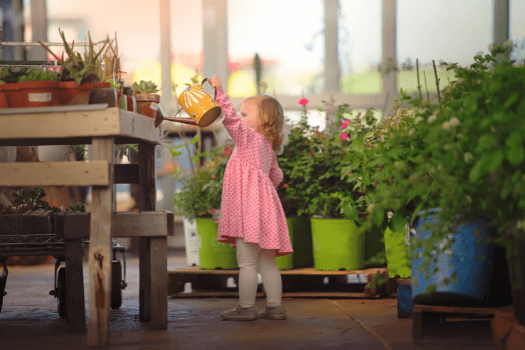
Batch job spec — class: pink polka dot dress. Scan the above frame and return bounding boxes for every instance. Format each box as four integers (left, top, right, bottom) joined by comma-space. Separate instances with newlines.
215, 88, 293, 257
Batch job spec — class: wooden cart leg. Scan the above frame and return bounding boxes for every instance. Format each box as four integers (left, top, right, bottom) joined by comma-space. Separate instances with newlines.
138, 141, 157, 324
87, 137, 114, 347
150, 236, 167, 330
64, 238, 86, 333
139, 237, 151, 322
412, 309, 423, 339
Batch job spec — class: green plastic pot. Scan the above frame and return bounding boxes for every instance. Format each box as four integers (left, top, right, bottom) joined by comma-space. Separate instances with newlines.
289, 216, 313, 268
310, 217, 364, 271
275, 218, 295, 270
384, 227, 411, 278
365, 224, 386, 262
196, 218, 238, 269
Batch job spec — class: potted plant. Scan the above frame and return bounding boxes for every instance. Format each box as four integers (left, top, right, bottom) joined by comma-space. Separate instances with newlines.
132, 80, 160, 119
284, 100, 365, 271
361, 46, 520, 310
338, 102, 413, 277
0, 66, 59, 108
275, 105, 314, 270
39, 28, 112, 105
171, 135, 237, 269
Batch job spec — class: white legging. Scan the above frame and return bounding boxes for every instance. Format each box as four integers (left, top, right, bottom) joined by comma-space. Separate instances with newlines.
235, 237, 282, 308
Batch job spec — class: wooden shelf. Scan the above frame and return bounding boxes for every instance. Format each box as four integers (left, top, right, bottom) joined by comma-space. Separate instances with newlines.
0, 106, 164, 146
170, 265, 387, 276
54, 211, 175, 239
0, 160, 110, 186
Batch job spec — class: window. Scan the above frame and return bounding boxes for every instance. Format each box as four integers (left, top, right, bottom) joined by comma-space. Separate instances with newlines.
339, 0, 382, 94
228, 0, 324, 96
397, 0, 492, 93
171, 1, 203, 97
46, 0, 161, 87
510, 0, 525, 63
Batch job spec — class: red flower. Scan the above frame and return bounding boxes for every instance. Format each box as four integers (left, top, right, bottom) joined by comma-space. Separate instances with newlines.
341, 120, 351, 129
341, 132, 349, 141
283, 184, 288, 188
299, 98, 309, 106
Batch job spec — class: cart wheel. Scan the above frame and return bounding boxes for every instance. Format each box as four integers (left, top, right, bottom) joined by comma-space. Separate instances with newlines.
0, 279, 5, 313
57, 267, 66, 318
0, 259, 7, 313
111, 260, 122, 309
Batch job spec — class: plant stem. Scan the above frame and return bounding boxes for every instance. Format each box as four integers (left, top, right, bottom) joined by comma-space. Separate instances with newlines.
176, 129, 195, 174
197, 127, 203, 167
432, 60, 441, 104
423, 70, 430, 100
416, 59, 422, 101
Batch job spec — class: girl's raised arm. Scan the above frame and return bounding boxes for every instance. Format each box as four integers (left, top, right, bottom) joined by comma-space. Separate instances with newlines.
215, 88, 251, 148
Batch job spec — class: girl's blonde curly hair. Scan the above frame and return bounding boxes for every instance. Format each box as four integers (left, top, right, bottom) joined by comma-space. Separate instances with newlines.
245, 95, 285, 154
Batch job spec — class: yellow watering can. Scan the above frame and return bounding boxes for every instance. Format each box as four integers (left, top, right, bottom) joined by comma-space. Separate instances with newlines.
155, 78, 222, 128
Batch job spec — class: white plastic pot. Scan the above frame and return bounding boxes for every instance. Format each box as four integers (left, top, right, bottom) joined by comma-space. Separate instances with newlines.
182, 217, 200, 266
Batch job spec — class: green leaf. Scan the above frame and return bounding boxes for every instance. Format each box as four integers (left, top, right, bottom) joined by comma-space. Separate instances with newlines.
506, 132, 523, 149
389, 213, 406, 233
504, 91, 519, 110
342, 202, 359, 221
189, 134, 199, 145
487, 150, 504, 172
506, 145, 525, 165
190, 155, 201, 163
373, 208, 384, 227
476, 134, 497, 153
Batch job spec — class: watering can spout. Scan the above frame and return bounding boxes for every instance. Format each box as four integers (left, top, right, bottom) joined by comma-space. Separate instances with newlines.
154, 78, 222, 128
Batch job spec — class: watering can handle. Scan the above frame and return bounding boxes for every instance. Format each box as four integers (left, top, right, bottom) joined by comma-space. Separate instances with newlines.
201, 78, 217, 100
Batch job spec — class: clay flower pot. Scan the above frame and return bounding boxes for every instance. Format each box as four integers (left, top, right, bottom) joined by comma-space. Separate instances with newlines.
134, 93, 160, 119
58, 81, 91, 105
3, 81, 59, 108
0, 84, 9, 108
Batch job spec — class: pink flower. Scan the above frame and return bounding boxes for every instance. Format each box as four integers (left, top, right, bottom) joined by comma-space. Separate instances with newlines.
341, 133, 348, 141
283, 184, 288, 188
211, 174, 216, 178
341, 120, 351, 129
299, 98, 309, 106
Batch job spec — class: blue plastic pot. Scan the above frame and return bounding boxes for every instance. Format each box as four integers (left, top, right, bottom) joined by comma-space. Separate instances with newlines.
411, 209, 512, 306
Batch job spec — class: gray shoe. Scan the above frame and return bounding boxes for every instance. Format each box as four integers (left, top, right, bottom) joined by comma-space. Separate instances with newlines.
257, 305, 287, 320
220, 305, 258, 321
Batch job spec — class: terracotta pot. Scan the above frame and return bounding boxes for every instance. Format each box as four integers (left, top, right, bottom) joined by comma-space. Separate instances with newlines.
0, 84, 9, 108
58, 81, 93, 105
134, 93, 160, 119
92, 81, 111, 89
127, 95, 137, 112
3, 81, 59, 108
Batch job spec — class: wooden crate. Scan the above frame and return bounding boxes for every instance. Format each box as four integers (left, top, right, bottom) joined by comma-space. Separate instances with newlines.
168, 266, 389, 298
412, 304, 514, 344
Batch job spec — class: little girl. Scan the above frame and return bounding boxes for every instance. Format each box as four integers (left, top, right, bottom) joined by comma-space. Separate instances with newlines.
209, 75, 292, 321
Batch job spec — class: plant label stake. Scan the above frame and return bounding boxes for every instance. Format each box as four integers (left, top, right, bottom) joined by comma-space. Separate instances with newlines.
155, 78, 222, 128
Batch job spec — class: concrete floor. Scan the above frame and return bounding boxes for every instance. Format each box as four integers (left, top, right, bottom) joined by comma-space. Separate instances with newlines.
0, 250, 499, 350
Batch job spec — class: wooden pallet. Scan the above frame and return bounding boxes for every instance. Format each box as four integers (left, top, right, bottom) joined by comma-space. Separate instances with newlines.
412, 304, 514, 344
168, 266, 389, 298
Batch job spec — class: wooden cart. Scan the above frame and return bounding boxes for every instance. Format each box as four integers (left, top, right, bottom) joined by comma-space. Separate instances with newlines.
0, 217, 127, 319
0, 104, 173, 347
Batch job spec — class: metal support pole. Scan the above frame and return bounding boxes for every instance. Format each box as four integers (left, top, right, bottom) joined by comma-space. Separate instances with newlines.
160, 0, 176, 116
30, 0, 47, 60
202, 0, 228, 93
381, 0, 397, 119
493, 0, 509, 63
324, 0, 340, 94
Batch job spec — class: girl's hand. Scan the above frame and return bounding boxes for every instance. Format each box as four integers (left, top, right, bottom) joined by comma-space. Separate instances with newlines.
210, 75, 222, 90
